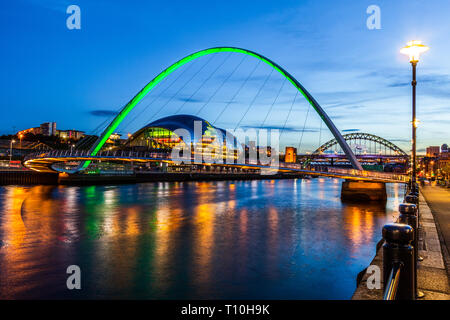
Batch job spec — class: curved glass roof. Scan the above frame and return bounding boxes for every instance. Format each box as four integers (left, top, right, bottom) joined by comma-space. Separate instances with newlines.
131, 114, 242, 150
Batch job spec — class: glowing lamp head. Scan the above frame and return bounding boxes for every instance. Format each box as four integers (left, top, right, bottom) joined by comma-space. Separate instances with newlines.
400, 40, 429, 63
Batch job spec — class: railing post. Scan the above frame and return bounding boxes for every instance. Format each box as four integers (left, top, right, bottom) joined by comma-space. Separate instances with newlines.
398, 203, 420, 298
382, 223, 415, 300
405, 193, 420, 219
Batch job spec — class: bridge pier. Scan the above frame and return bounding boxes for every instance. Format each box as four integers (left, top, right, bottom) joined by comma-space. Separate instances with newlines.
341, 179, 387, 202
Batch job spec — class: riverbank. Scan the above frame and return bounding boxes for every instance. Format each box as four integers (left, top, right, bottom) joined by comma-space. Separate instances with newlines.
60, 171, 308, 185
0, 170, 308, 186
0, 170, 58, 185
352, 191, 450, 300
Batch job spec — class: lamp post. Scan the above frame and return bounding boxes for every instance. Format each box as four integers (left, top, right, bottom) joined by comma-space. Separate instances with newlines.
9, 139, 15, 165
401, 40, 429, 192
19, 133, 23, 150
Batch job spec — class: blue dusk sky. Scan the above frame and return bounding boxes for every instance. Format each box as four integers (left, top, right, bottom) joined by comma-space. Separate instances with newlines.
1, 0, 449, 153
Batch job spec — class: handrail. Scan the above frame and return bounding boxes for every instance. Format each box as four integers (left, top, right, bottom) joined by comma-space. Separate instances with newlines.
384, 262, 402, 300
21, 151, 408, 182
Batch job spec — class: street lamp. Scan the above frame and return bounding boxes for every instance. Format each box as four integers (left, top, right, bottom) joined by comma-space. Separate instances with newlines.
400, 40, 429, 191
19, 133, 23, 149
9, 139, 15, 165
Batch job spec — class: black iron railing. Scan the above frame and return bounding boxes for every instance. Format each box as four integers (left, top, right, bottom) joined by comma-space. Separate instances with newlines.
383, 262, 402, 300
381, 182, 421, 300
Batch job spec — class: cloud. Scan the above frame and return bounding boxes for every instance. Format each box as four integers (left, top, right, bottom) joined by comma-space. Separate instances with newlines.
240, 124, 319, 133
387, 82, 410, 88
342, 129, 360, 132
89, 110, 118, 117
383, 73, 450, 89
177, 97, 205, 103
389, 138, 410, 143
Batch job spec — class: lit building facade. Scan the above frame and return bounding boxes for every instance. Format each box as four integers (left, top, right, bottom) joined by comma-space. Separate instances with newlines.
426, 146, 440, 157
57, 129, 85, 140
17, 127, 41, 136
125, 115, 242, 162
40, 122, 57, 136
420, 144, 450, 180
285, 146, 297, 163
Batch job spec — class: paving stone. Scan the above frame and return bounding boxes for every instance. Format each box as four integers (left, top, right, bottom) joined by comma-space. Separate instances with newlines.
421, 289, 450, 300
422, 222, 438, 228
418, 250, 445, 269
418, 266, 450, 293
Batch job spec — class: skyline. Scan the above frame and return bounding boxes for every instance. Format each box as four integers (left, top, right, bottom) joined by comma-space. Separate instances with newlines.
2, 0, 450, 153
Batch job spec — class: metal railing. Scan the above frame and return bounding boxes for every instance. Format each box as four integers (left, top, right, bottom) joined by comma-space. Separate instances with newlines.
382, 185, 420, 300
24, 150, 409, 181
383, 262, 402, 300
328, 167, 409, 182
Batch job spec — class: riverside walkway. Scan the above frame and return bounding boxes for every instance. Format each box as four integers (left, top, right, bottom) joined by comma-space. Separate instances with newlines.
421, 184, 450, 278
352, 187, 450, 300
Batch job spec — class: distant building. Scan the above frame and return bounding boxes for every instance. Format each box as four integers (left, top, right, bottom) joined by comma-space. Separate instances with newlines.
285, 146, 297, 163
420, 144, 450, 179
57, 129, 85, 140
17, 127, 41, 136
40, 122, 57, 136
109, 133, 122, 141
105, 133, 124, 148
426, 146, 440, 157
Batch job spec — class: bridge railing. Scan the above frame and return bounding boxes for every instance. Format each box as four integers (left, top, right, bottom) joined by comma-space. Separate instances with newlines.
23, 152, 408, 182
327, 167, 408, 182
24, 150, 174, 161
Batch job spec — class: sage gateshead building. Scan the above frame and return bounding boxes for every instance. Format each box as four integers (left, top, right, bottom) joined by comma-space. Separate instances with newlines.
123, 115, 243, 163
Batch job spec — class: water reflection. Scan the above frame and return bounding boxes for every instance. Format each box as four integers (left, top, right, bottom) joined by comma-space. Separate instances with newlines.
0, 179, 403, 299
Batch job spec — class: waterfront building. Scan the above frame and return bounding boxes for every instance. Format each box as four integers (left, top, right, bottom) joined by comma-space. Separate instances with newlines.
40, 122, 57, 136
124, 115, 242, 162
56, 129, 85, 140
17, 127, 41, 136
420, 144, 450, 180
285, 146, 297, 163
426, 146, 440, 157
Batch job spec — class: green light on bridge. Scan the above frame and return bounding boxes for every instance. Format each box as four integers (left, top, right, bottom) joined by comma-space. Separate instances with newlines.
82, 47, 363, 171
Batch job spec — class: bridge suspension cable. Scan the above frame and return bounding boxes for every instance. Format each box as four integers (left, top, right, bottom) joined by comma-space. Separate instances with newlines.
260, 77, 287, 128
119, 55, 199, 134
234, 68, 274, 131
148, 54, 215, 123
297, 103, 311, 153
175, 52, 232, 115
81, 47, 363, 171
280, 90, 298, 140
318, 120, 323, 151
213, 60, 261, 125
195, 55, 246, 116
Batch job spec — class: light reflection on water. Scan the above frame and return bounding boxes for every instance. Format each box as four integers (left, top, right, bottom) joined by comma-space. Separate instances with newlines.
0, 178, 403, 299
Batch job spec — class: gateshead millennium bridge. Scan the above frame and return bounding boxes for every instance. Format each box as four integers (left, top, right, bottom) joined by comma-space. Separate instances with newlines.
23, 47, 409, 197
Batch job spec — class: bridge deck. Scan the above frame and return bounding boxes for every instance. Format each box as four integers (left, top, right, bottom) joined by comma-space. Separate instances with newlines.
23, 151, 408, 183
